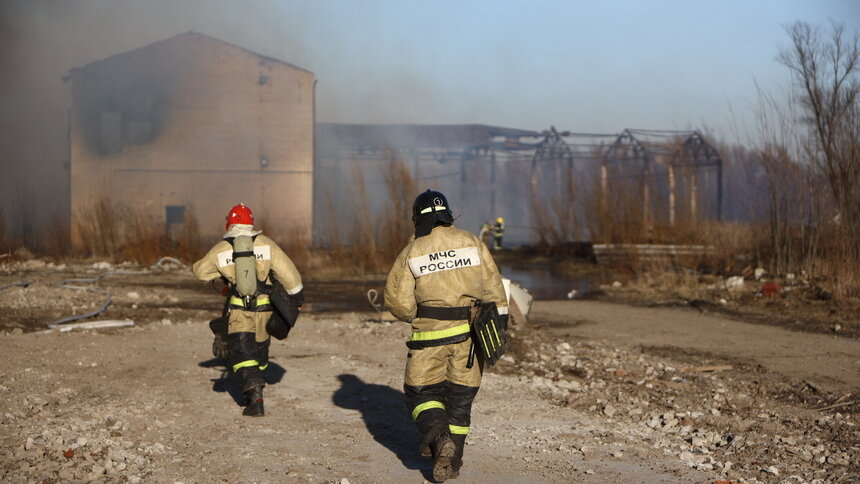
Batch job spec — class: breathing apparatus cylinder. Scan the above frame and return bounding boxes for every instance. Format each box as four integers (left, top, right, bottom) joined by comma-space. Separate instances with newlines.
233, 235, 257, 298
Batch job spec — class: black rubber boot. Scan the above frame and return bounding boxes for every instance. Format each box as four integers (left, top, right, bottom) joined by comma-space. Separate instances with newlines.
449, 433, 466, 479
418, 416, 449, 458
420, 439, 432, 458
431, 432, 457, 482
242, 386, 264, 417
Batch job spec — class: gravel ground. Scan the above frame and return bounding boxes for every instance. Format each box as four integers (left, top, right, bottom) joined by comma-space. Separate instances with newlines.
499, 316, 859, 483
0, 259, 857, 483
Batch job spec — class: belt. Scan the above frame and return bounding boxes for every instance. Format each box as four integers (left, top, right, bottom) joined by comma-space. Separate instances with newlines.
416, 304, 471, 320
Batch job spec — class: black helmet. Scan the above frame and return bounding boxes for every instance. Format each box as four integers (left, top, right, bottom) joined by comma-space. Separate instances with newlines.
412, 189, 454, 237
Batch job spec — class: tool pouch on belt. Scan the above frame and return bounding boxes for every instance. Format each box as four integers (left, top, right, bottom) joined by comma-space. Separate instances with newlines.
209, 316, 228, 336
470, 300, 506, 367
208, 295, 231, 336
266, 274, 301, 340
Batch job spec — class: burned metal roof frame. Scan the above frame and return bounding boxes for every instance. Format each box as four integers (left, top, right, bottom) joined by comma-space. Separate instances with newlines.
604, 129, 722, 164
316, 123, 541, 152
64, 31, 314, 81
600, 128, 724, 220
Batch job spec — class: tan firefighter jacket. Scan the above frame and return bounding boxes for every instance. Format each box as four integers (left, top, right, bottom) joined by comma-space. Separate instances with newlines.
384, 224, 508, 336
192, 234, 303, 307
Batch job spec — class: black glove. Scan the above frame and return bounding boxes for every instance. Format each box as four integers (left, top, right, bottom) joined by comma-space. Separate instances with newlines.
212, 333, 230, 359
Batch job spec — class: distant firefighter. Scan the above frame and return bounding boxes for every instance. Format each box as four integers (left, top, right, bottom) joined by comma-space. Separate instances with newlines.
493, 217, 505, 250
192, 203, 304, 417
385, 189, 509, 481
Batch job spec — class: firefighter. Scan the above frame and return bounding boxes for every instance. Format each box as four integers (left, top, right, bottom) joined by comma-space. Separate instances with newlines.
385, 190, 508, 481
492, 217, 505, 251
192, 203, 303, 417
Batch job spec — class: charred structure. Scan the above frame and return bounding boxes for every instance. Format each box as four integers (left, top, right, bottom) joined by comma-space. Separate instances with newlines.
66, 32, 315, 247
63, 33, 723, 250
316, 124, 723, 245
314, 123, 542, 243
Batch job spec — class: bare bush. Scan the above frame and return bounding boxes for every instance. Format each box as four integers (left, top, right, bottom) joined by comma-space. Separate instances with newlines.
751, 20, 860, 297
379, 153, 417, 257
779, 21, 860, 231
309, 153, 416, 277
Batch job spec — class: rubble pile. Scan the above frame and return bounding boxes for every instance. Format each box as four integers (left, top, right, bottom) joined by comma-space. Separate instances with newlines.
0, 260, 197, 333
0, 284, 105, 313
0, 386, 168, 483
497, 325, 859, 483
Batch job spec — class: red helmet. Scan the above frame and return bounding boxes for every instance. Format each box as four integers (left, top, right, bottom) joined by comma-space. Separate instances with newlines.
225, 203, 254, 230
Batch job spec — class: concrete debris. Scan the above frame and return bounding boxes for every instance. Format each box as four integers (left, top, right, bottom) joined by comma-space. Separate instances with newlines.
22, 259, 46, 269
0, 386, 164, 483
725, 276, 744, 289
502, 324, 859, 483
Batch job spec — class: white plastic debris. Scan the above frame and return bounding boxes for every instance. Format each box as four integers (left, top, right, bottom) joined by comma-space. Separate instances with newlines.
725, 276, 744, 289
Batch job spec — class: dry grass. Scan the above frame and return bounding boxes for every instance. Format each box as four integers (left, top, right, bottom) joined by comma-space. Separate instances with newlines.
7, 187, 36, 250
70, 199, 208, 265
43, 212, 71, 260
0, 206, 7, 254
301, 153, 416, 278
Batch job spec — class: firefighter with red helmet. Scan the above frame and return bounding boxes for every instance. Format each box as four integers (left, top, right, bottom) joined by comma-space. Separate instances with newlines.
385, 190, 508, 481
192, 203, 303, 416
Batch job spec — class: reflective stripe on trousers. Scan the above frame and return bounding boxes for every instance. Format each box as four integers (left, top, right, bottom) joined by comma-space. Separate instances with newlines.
232, 359, 268, 372
411, 400, 445, 420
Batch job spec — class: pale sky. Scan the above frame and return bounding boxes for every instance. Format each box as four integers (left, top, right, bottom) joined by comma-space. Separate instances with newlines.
4, 0, 859, 136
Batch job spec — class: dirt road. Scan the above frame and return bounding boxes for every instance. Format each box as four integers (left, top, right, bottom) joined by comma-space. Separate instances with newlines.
532, 300, 860, 394
1, 313, 714, 483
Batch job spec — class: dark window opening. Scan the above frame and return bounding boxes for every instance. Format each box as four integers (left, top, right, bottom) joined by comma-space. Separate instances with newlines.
166, 205, 185, 239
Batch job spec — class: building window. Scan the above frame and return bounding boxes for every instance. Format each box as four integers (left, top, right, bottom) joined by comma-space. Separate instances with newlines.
165, 205, 185, 238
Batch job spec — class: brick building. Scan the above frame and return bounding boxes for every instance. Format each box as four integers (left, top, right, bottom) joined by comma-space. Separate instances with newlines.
66, 32, 315, 246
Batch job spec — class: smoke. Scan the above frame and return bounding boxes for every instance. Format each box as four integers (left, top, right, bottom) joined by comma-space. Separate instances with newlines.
0, 0, 776, 248
0, 0, 484, 244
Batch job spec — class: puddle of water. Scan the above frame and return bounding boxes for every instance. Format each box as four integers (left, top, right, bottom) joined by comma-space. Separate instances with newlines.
302, 261, 597, 313
498, 261, 594, 300
303, 280, 384, 313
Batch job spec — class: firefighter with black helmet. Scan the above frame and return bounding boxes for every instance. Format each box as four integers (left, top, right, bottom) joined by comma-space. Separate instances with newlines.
192, 203, 304, 417
385, 189, 508, 481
